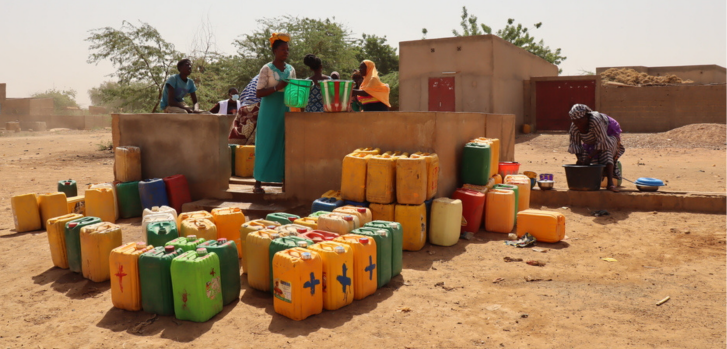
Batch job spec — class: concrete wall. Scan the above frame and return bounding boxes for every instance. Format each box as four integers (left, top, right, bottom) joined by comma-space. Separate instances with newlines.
0, 83, 5, 101
0, 98, 54, 116
89, 106, 108, 115
596, 65, 726, 85
111, 113, 234, 200
284, 111, 516, 203
0, 114, 111, 130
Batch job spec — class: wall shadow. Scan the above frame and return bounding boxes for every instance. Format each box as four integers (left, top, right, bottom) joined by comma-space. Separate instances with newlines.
568, 207, 632, 225
32, 267, 109, 299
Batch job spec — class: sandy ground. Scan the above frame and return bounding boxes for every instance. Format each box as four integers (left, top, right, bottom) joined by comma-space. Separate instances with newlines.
0, 129, 724, 348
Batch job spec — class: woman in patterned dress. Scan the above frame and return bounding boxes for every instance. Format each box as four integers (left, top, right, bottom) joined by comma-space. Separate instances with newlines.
303, 54, 330, 112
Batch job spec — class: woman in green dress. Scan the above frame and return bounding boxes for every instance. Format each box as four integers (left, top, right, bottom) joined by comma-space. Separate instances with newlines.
253, 33, 296, 193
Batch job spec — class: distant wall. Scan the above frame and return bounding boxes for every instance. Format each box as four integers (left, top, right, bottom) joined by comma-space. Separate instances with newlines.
89, 106, 108, 115
0, 98, 53, 116
596, 65, 726, 85
0, 114, 111, 130
0, 83, 6, 101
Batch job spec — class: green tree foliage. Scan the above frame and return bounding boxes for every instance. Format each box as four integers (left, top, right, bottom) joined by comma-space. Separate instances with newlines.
355, 34, 399, 76
31, 89, 79, 114
88, 81, 157, 113
380, 71, 399, 110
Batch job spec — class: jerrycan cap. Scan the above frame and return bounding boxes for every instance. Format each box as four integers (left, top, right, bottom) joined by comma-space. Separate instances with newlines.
389, 222, 400, 229
267, 225, 277, 229
377, 230, 388, 237
359, 237, 369, 244
287, 217, 298, 222
187, 235, 197, 241
68, 222, 78, 228
343, 215, 354, 221
357, 208, 367, 213
296, 228, 308, 234
196, 248, 208, 256
151, 206, 159, 211
334, 246, 345, 254
135, 242, 147, 249
217, 238, 228, 244
63, 181, 72, 185
271, 233, 281, 239
301, 252, 312, 260
164, 246, 175, 253
297, 241, 308, 248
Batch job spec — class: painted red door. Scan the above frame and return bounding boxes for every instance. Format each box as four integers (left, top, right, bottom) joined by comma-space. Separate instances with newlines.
428, 77, 455, 112
535, 80, 596, 131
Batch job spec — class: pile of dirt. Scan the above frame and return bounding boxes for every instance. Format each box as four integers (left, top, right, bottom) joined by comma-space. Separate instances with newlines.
622, 123, 726, 149
601, 68, 693, 86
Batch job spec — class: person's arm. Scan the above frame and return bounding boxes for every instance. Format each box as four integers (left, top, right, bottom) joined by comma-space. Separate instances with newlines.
209, 102, 220, 114
255, 66, 288, 98
190, 92, 199, 111
352, 89, 371, 97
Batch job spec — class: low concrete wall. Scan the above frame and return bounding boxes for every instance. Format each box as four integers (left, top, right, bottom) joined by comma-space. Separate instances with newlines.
111, 113, 234, 200
0, 114, 111, 130
284, 111, 516, 203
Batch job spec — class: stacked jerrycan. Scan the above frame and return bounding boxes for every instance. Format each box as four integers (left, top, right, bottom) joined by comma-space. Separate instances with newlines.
211, 207, 246, 257
11, 193, 42, 233
366, 152, 406, 204
470, 138, 500, 180
266, 213, 301, 226
429, 198, 463, 247
311, 190, 344, 213
504, 174, 531, 212
57, 180, 78, 197
333, 206, 372, 226
199, 238, 241, 305
247, 230, 288, 292
394, 203, 426, 251
300, 230, 340, 243
317, 213, 358, 235
239, 219, 281, 274
308, 242, 355, 311
485, 189, 516, 233
369, 203, 395, 222
268, 236, 314, 292
341, 152, 373, 203
115, 146, 142, 182
396, 155, 427, 205
163, 175, 192, 213
110, 242, 154, 311
171, 248, 223, 322
138, 178, 169, 210
364, 221, 403, 277
411, 152, 439, 201
65, 216, 102, 273
166, 235, 205, 252
351, 228, 392, 288
272, 248, 323, 321
461, 142, 491, 186
334, 235, 377, 300
38, 192, 68, 229
181, 218, 217, 240
352, 147, 381, 156
452, 188, 485, 234
293, 216, 318, 230
139, 246, 183, 315
275, 224, 311, 236
146, 221, 178, 248
235, 145, 255, 178
46, 213, 84, 269
81, 222, 123, 282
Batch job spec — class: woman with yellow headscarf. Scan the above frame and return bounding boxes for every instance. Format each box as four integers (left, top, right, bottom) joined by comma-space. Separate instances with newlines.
352, 60, 391, 111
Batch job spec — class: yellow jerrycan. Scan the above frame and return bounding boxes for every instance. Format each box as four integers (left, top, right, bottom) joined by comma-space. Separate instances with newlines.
235, 145, 255, 177
85, 187, 116, 223
395, 203, 427, 251
485, 189, 516, 233
180, 218, 217, 240
369, 203, 395, 222
366, 152, 407, 204
11, 193, 41, 233
341, 153, 371, 202
211, 207, 246, 258
318, 213, 359, 235
80, 222, 123, 282
321, 190, 343, 201
247, 230, 289, 292
333, 235, 377, 300
334, 206, 373, 226
429, 198, 462, 247
396, 155, 427, 205
240, 219, 281, 274
176, 210, 214, 228
411, 152, 440, 200
114, 146, 142, 182
46, 213, 84, 269
272, 248, 324, 321
293, 216, 318, 230
504, 175, 531, 212
88, 183, 119, 220
352, 147, 381, 156
38, 192, 68, 229
110, 242, 154, 311
309, 242, 355, 310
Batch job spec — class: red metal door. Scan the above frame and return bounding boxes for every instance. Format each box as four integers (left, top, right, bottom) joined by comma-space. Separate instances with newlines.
428, 77, 455, 111
535, 80, 596, 131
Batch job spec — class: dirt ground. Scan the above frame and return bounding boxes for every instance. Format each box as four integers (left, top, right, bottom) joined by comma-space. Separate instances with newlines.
0, 128, 724, 348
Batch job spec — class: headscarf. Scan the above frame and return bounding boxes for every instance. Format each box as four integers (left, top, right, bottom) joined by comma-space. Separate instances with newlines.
360, 60, 391, 107
269, 33, 290, 47
569, 104, 592, 120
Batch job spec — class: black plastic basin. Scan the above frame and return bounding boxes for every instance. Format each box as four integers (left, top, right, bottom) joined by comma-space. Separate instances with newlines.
563, 164, 605, 191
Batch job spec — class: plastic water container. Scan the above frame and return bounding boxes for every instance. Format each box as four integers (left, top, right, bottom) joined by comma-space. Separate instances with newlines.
516, 209, 566, 243
452, 188, 485, 234
470, 138, 500, 179
300, 230, 340, 243
504, 175, 531, 212
116, 181, 143, 219
199, 239, 241, 305
65, 216, 102, 274
485, 189, 516, 233
334, 206, 373, 226
88, 183, 119, 220
46, 213, 83, 269
85, 188, 116, 223
146, 221, 179, 248
139, 246, 182, 316
165, 235, 205, 252
275, 224, 312, 236
430, 198, 463, 246
239, 219, 281, 274
343, 200, 369, 208
268, 236, 314, 292
320, 80, 354, 112
57, 179, 78, 197
11, 193, 41, 233
38, 192, 68, 229
163, 175, 192, 213
334, 235, 378, 300
308, 242, 355, 310
493, 184, 519, 225
177, 210, 213, 228
229, 144, 237, 176
66, 195, 85, 215
395, 204, 427, 251
366, 153, 399, 204
311, 197, 344, 213
309, 211, 332, 218
352, 147, 381, 156
235, 146, 255, 178
364, 221, 403, 276
369, 203, 395, 222
115, 146, 142, 182
266, 212, 301, 226
80, 222, 123, 282
293, 217, 318, 230
138, 178, 169, 210
321, 190, 343, 200
318, 213, 359, 235
284, 79, 313, 108
498, 162, 521, 179
272, 248, 323, 321
341, 153, 371, 202
246, 230, 287, 292
110, 242, 154, 311
170, 249, 223, 322
411, 152, 439, 200
350, 228, 391, 288
211, 207, 246, 258
143, 205, 178, 220
181, 218, 217, 240
141, 212, 176, 232
396, 155, 427, 205
462, 142, 491, 186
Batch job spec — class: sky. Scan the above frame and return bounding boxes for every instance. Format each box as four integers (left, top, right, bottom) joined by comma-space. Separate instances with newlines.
1, 0, 725, 108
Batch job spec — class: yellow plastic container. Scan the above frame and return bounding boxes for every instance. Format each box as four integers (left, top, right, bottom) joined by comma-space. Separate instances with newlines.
110, 242, 154, 311
275, 224, 311, 235
211, 207, 246, 257
309, 242, 355, 310
46, 213, 83, 269
80, 222, 123, 282
395, 204, 427, 251
516, 209, 566, 243
235, 145, 255, 178
38, 192, 68, 230
181, 218, 217, 240
85, 188, 116, 223
341, 153, 371, 202
67, 195, 85, 215
115, 146, 142, 182
334, 206, 372, 226
471, 138, 500, 179
272, 248, 324, 321
293, 217, 318, 230
11, 193, 41, 233
177, 210, 214, 228
396, 156, 427, 205
318, 213, 359, 236
504, 175, 531, 212
240, 219, 281, 274
333, 235, 377, 300
412, 152, 440, 200
485, 189, 516, 233
321, 190, 343, 201
366, 153, 405, 204
88, 183, 119, 220
352, 147, 380, 156
246, 230, 289, 292
429, 198, 463, 247
369, 203, 395, 222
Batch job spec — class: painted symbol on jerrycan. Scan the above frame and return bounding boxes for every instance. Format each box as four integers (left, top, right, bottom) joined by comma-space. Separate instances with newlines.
115, 264, 127, 292
304, 272, 320, 295
365, 256, 376, 281
337, 263, 352, 302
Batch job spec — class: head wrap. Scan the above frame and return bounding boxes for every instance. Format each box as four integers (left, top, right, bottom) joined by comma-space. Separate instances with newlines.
269, 33, 290, 47
569, 104, 592, 120
360, 60, 391, 108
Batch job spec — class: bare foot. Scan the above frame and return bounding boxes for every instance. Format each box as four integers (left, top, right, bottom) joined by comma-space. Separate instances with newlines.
253, 181, 265, 194
607, 185, 619, 193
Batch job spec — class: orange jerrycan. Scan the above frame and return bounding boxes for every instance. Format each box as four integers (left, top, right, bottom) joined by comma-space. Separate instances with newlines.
11, 193, 41, 233
211, 207, 246, 257
396, 156, 427, 205
516, 209, 566, 243
272, 248, 324, 321
333, 235, 377, 300
341, 153, 371, 202
352, 147, 380, 156
412, 152, 440, 200
318, 213, 359, 235
47, 213, 83, 269
110, 242, 154, 311
505, 175, 531, 212
177, 210, 214, 228
395, 203, 427, 251
181, 218, 217, 240
293, 216, 318, 230
369, 203, 395, 222
366, 152, 406, 204
247, 230, 289, 292
80, 222, 123, 282
334, 206, 373, 226
38, 192, 68, 229
240, 219, 281, 274
234, 145, 255, 177
309, 242, 355, 310
85, 188, 116, 223
485, 189, 516, 233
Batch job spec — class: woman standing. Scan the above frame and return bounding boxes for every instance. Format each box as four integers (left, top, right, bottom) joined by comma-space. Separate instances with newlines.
253, 33, 296, 193
350, 70, 364, 112
352, 60, 391, 111
303, 54, 330, 112
567, 104, 625, 192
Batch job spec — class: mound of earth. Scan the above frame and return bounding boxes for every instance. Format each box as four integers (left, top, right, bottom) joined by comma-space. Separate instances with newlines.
601, 68, 693, 86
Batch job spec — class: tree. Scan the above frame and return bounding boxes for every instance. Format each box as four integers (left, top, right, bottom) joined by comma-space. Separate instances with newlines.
380, 71, 399, 110
32, 89, 79, 114
355, 34, 399, 76
86, 21, 182, 113
452, 7, 491, 37
88, 81, 158, 113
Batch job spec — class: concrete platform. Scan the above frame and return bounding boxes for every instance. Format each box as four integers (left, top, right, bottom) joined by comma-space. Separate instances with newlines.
530, 188, 726, 214
182, 199, 305, 220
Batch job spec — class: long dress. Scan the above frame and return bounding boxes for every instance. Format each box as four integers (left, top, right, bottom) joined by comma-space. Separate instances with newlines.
568, 112, 625, 178
304, 80, 327, 112
253, 62, 296, 183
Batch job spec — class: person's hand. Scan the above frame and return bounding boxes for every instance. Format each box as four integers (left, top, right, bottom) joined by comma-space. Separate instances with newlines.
276, 80, 288, 90
184, 107, 194, 113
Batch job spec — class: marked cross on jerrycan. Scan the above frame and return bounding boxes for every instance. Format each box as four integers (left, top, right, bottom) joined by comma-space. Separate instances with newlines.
110, 242, 154, 311
364, 221, 403, 277
334, 234, 378, 300
198, 238, 241, 305
350, 228, 392, 288
272, 248, 323, 321
308, 242, 355, 311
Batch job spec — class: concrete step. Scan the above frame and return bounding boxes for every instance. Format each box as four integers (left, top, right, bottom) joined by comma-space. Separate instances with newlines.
182, 199, 301, 220
229, 176, 282, 187
227, 183, 287, 202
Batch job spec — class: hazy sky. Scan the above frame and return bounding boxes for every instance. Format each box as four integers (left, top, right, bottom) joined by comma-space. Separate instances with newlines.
1, 0, 725, 107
